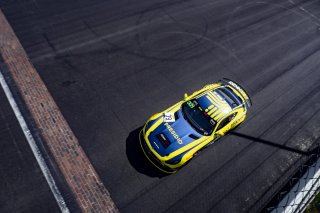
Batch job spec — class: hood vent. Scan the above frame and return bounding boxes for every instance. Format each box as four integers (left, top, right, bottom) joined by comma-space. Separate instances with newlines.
189, 134, 199, 140
156, 133, 171, 148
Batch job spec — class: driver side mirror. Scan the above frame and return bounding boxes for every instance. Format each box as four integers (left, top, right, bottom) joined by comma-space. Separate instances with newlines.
184, 93, 188, 99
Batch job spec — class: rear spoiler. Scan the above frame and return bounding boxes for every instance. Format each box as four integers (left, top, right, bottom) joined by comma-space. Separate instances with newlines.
219, 78, 252, 108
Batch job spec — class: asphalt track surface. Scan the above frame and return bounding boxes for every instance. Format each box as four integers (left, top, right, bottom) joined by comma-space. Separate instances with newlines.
1, 0, 320, 212
0, 85, 59, 212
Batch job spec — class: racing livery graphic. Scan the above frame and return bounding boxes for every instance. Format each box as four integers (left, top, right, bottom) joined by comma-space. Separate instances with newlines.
139, 79, 252, 173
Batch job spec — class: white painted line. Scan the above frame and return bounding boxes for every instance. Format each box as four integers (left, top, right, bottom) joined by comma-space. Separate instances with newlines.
0, 68, 70, 213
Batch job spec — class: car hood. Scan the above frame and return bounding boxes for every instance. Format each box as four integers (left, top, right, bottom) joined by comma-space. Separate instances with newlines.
147, 110, 202, 157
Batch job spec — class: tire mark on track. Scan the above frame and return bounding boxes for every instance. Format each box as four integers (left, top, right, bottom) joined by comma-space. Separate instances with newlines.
25, 0, 281, 61
220, 0, 318, 60
288, 0, 320, 25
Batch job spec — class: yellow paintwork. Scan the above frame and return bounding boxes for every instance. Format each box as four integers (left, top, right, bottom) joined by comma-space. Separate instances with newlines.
140, 81, 250, 173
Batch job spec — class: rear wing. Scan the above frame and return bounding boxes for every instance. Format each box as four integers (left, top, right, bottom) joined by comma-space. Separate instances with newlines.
219, 78, 252, 108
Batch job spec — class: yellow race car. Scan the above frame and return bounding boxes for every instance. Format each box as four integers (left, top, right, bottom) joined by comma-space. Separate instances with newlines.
139, 79, 252, 173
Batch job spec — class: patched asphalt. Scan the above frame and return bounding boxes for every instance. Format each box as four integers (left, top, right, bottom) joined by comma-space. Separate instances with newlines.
1, 0, 320, 212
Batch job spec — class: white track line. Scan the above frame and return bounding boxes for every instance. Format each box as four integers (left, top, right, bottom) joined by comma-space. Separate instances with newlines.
0, 68, 69, 213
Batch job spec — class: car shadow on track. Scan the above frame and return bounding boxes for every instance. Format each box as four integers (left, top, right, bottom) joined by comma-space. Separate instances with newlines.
126, 126, 168, 178
230, 132, 313, 156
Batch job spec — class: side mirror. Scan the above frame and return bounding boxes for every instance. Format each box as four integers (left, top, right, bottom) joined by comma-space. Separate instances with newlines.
184, 93, 188, 99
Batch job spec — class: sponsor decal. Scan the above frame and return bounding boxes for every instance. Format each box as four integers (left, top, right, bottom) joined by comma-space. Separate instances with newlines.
163, 112, 175, 122
164, 123, 183, 144
228, 81, 242, 92
229, 81, 249, 100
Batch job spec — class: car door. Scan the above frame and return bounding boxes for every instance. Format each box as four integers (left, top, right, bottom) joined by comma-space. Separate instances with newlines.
215, 113, 237, 136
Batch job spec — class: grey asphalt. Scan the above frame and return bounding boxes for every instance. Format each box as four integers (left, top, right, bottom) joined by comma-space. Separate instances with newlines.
1, 0, 320, 212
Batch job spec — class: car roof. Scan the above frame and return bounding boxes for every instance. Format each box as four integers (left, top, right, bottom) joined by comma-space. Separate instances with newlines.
196, 89, 233, 121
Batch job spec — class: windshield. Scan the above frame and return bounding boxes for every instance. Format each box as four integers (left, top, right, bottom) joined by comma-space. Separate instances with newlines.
182, 99, 216, 135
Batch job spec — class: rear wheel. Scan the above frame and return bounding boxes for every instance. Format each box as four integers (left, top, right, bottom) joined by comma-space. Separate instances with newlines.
231, 122, 242, 131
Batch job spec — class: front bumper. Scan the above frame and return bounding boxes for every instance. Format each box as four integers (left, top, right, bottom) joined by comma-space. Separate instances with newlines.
139, 130, 177, 174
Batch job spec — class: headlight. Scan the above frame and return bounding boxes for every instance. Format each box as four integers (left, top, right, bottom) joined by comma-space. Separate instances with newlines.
166, 159, 181, 165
